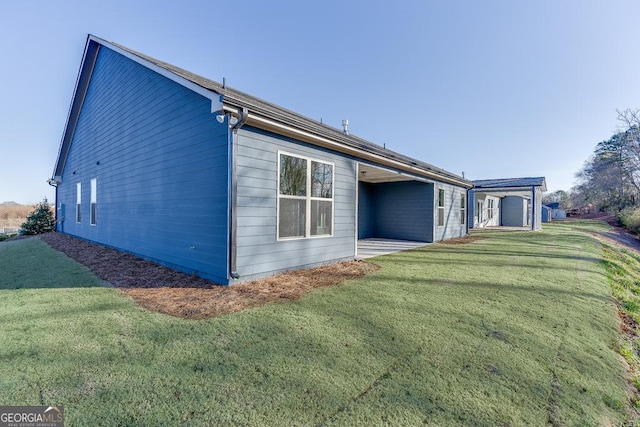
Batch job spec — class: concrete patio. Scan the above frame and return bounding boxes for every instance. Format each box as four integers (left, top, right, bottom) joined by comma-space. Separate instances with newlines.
357, 238, 429, 259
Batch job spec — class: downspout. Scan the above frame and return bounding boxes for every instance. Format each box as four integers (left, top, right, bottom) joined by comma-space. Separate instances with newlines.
227, 107, 248, 281
47, 178, 61, 232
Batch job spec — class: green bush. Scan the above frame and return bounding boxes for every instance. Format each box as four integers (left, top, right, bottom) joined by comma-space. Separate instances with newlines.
20, 199, 55, 235
618, 206, 640, 234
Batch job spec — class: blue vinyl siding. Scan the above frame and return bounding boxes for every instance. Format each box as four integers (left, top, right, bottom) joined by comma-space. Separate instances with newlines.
56, 46, 229, 283
357, 182, 374, 239
433, 183, 468, 241
234, 127, 356, 282
501, 196, 526, 227
468, 189, 476, 228
370, 181, 434, 242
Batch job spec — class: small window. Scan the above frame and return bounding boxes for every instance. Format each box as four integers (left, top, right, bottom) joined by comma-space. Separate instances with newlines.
76, 182, 82, 223
460, 194, 466, 225
437, 188, 445, 227
90, 178, 97, 226
278, 152, 333, 239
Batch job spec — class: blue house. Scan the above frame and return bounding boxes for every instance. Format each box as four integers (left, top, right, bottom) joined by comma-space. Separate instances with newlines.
541, 205, 552, 223
545, 202, 567, 220
469, 177, 547, 231
49, 35, 472, 285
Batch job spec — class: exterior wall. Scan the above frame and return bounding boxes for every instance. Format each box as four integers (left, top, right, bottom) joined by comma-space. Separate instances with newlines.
551, 209, 566, 219
56, 46, 230, 283
370, 181, 434, 242
542, 206, 551, 222
234, 127, 356, 282
501, 196, 526, 227
357, 182, 374, 239
433, 182, 468, 241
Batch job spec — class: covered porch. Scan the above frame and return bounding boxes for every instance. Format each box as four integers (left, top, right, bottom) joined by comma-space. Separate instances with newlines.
356, 163, 434, 253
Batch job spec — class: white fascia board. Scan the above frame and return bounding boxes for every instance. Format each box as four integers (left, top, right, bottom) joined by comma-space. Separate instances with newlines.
359, 162, 435, 184
474, 187, 535, 193
89, 36, 223, 113
222, 105, 471, 189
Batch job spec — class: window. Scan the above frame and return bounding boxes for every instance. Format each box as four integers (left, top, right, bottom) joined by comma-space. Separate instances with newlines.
90, 178, 97, 226
76, 182, 82, 223
278, 152, 333, 239
437, 188, 445, 227
460, 194, 466, 225
487, 198, 495, 220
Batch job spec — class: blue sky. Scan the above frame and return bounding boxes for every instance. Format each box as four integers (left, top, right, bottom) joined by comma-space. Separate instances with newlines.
2, 0, 639, 204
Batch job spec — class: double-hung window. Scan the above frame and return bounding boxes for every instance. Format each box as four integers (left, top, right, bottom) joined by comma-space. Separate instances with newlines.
90, 178, 97, 226
76, 182, 82, 223
460, 194, 466, 225
278, 152, 334, 239
487, 199, 494, 220
437, 188, 445, 227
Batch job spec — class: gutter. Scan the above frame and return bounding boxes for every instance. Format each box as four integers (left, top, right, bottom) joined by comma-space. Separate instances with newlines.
220, 104, 472, 189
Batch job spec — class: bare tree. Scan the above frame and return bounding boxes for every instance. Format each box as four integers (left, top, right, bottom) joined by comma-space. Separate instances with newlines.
617, 108, 640, 193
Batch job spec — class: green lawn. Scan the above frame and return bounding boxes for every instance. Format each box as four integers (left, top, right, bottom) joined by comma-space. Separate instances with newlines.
0, 223, 634, 426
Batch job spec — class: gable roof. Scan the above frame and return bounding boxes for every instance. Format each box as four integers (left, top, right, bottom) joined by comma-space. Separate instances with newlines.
472, 177, 547, 192
53, 35, 472, 189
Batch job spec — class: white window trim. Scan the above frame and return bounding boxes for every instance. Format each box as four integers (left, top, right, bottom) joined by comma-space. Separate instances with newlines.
76, 182, 82, 223
90, 178, 97, 226
277, 150, 335, 241
460, 193, 466, 225
437, 187, 445, 227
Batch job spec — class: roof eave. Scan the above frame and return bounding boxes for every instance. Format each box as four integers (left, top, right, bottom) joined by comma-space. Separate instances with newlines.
221, 101, 473, 188
52, 36, 101, 179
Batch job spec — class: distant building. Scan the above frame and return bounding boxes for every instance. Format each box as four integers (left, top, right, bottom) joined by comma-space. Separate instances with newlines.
544, 202, 567, 219
469, 177, 547, 230
541, 205, 552, 223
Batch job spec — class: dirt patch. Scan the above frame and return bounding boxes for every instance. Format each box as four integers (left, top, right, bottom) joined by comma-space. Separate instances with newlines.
619, 312, 640, 338
437, 235, 486, 245
38, 232, 379, 319
583, 228, 640, 256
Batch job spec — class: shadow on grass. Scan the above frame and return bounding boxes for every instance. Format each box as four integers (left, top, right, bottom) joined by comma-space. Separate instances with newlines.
370, 275, 611, 302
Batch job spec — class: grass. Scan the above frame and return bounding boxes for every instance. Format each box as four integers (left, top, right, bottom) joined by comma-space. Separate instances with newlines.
590, 223, 640, 408
0, 224, 634, 426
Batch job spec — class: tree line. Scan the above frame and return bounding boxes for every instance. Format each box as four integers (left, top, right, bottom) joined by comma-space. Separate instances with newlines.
545, 109, 640, 230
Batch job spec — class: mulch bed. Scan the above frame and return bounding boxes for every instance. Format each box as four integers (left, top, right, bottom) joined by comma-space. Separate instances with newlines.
40, 233, 213, 289
38, 233, 379, 319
